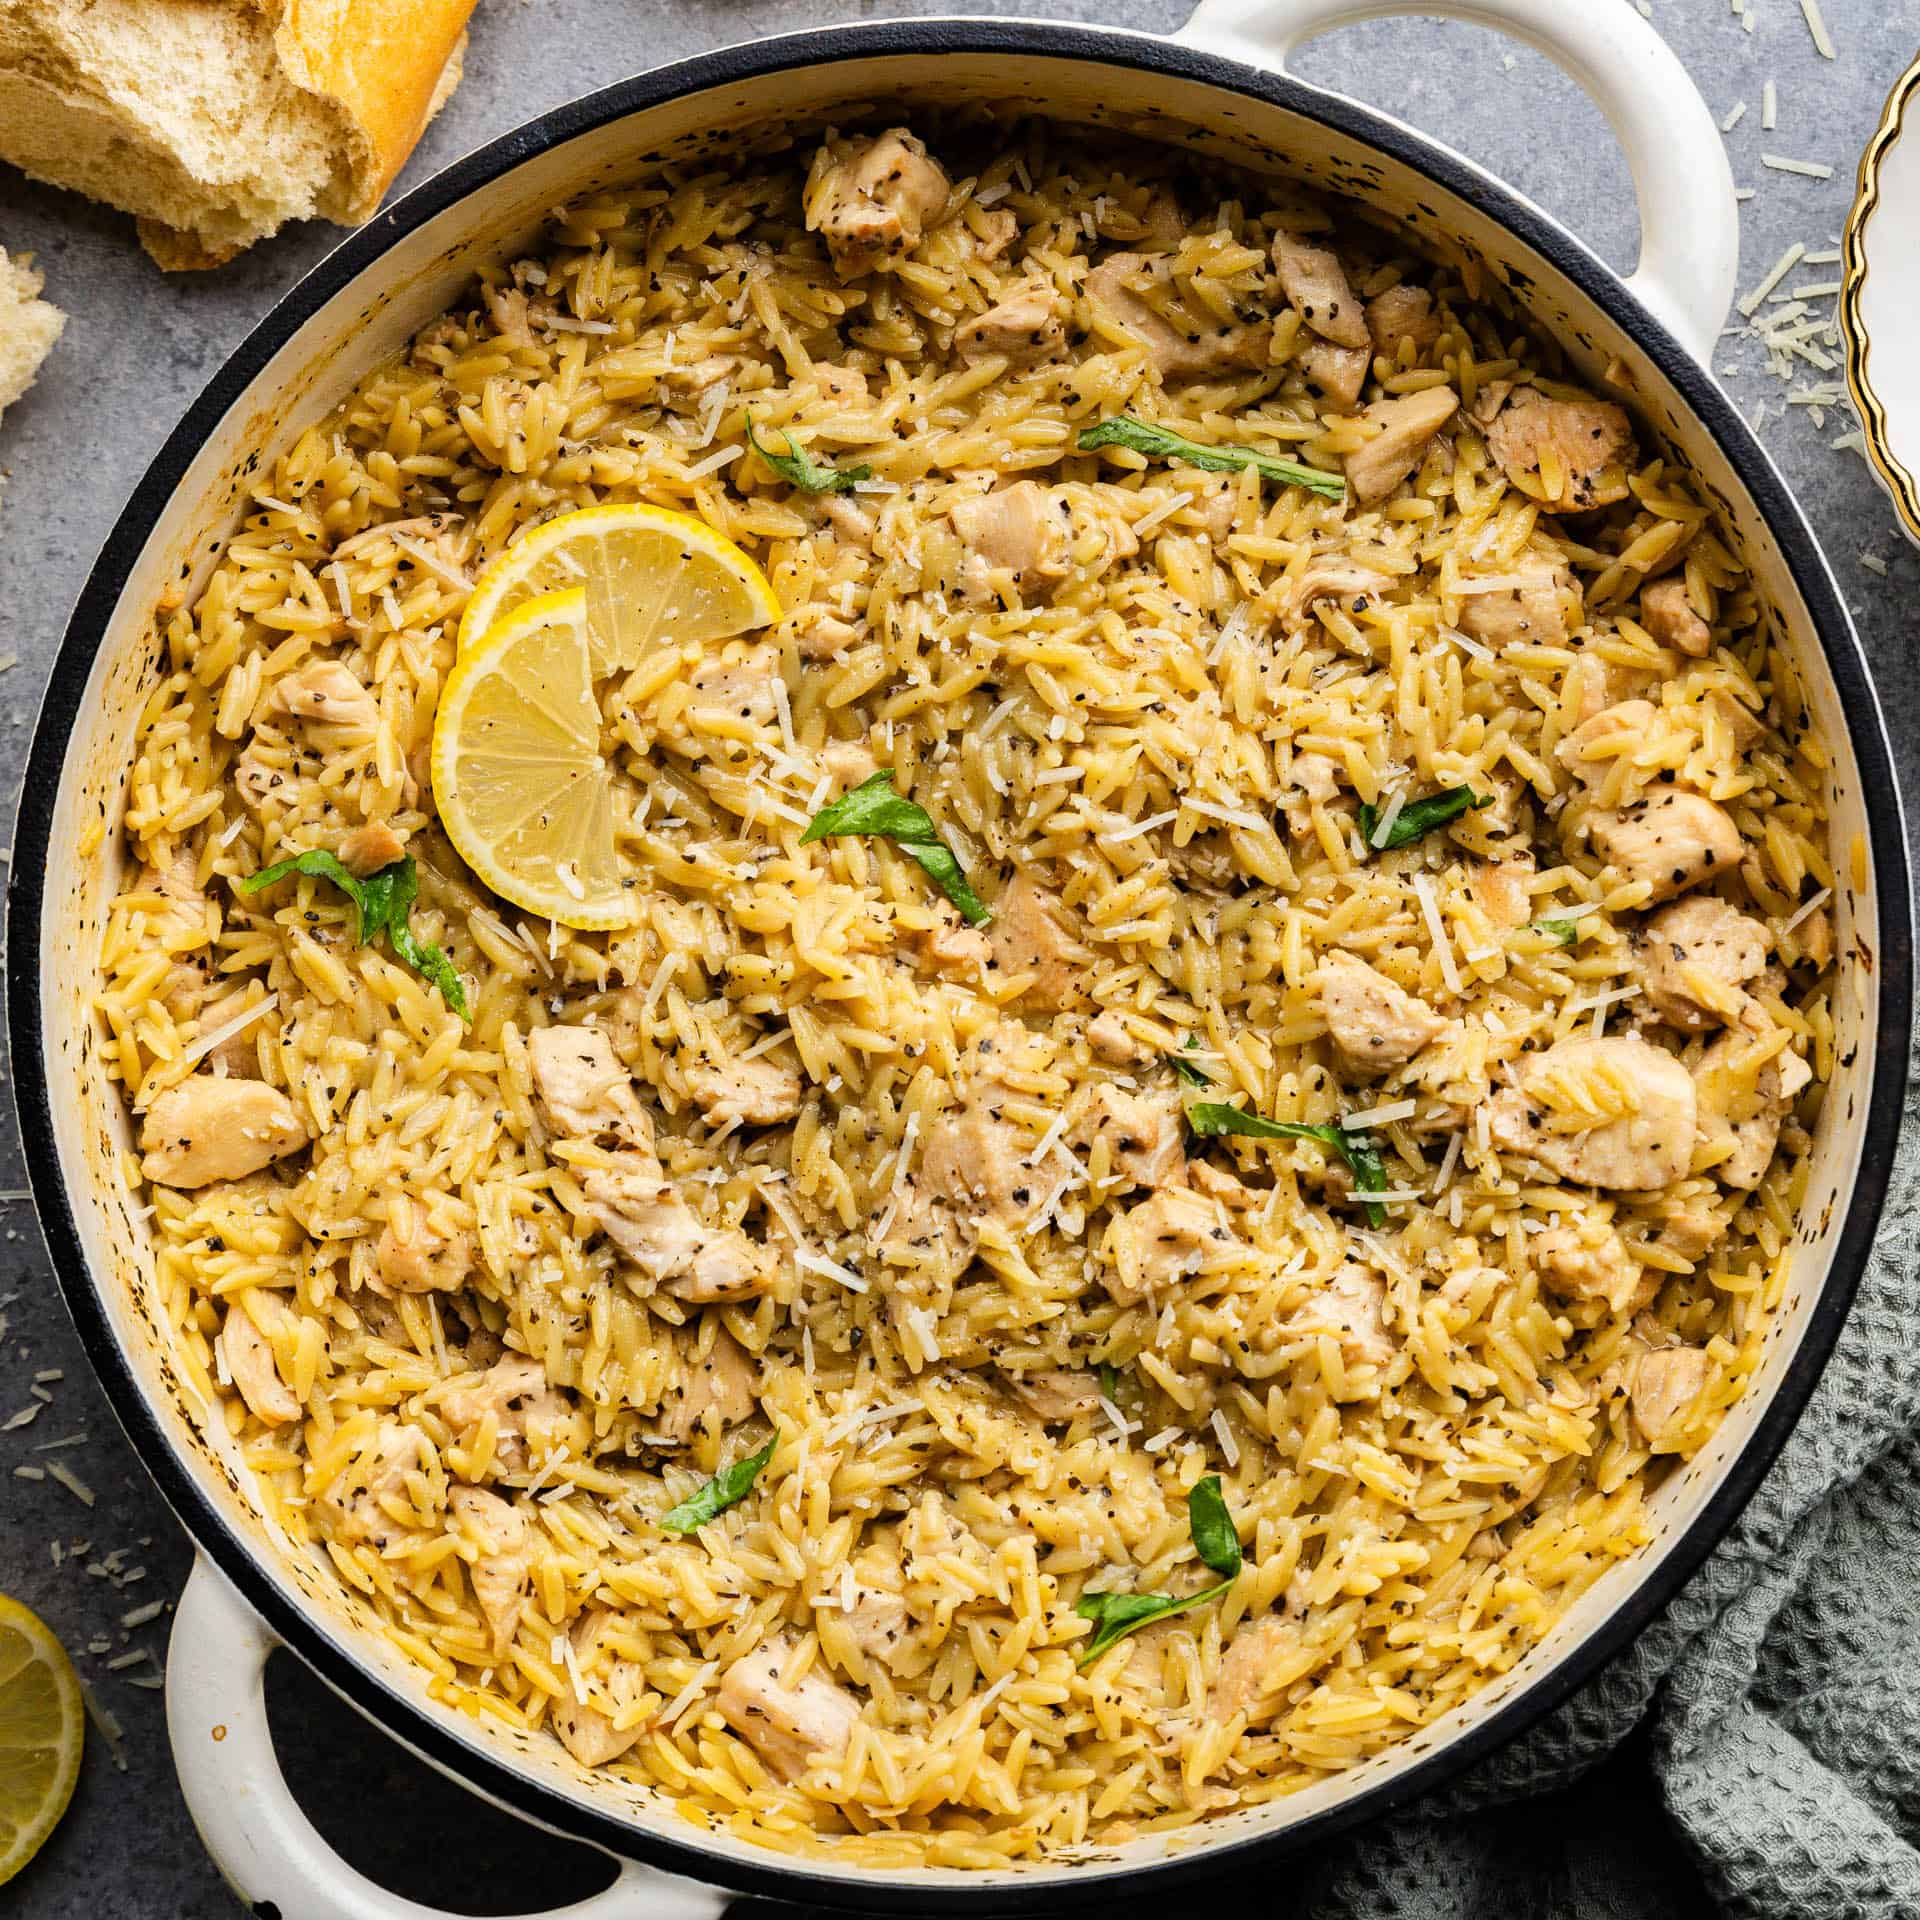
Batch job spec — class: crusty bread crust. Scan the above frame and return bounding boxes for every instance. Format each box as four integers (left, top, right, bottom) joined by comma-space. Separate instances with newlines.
0, 0, 476, 270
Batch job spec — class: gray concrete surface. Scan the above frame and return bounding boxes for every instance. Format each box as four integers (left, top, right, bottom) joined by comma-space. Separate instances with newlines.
1, 1, 1916, 1913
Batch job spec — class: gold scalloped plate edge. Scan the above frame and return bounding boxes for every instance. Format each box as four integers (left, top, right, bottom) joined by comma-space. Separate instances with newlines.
1842, 48, 1920, 546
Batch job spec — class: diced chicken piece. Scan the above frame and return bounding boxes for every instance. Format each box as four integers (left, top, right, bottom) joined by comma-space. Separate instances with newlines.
1208, 1613, 1303, 1726
819, 739, 878, 788
317, 1421, 428, 1550
955, 289, 1064, 366
1003, 1368, 1102, 1423
1073, 1084, 1185, 1190
140, 1076, 307, 1188
1639, 578, 1711, 657
1691, 1029, 1803, 1191
549, 1611, 651, 1768
815, 494, 875, 547
809, 362, 869, 403
973, 206, 1020, 259
914, 910, 993, 981
1365, 284, 1441, 360
1795, 906, 1835, 971
685, 648, 782, 728
1281, 749, 1343, 838
951, 481, 1070, 595
1629, 1344, 1711, 1452
449, 1485, 534, 1656
1652, 1192, 1732, 1264
220, 1296, 300, 1426
808, 128, 951, 278
1473, 855, 1534, 928
686, 1054, 804, 1129
1557, 700, 1659, 787
577, 1156, 774, 1301
1532, 1220, 1652, 1315
1484, 384, 1636, 513
650, 1325, 759, 1446
1343, 386, 1459, 506
1270, 231, 1367, 348
1589, 793, 1744, 903
440, 1354, 571, 1476
1317, 953, 1446, 1073
1086, 1011, 1147, 1066
1636, 896, 1768, 1031
1085, 252, 1270, 382
377, 1194, 475, 1293
820, 1555, 917, 1680
1186, 1158, 1260, 1209
716, 1635, 862, 1782
987, 870, 1088, 1010
190, 986, 267, 1079
1286, 1262, 1393, 1369
529, 1026, 652, 1150
1106, 1185, 1232, 1303
1456, 565, 1569, 649
1487, 1036, 1696, 1190
1297, 339, 1370, 410
277, 661, 379, 735
339, 820, 406, 876
1469, 378, 1515, 426
1287, 556, 1394, 617
1702, 686, 1764, 753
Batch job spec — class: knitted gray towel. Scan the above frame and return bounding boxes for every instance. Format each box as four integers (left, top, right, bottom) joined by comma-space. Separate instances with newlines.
1272, 1049, 1920, 1919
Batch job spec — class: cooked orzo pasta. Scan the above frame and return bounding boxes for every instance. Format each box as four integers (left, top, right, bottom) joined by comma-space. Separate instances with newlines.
98, 114, 1837, 1865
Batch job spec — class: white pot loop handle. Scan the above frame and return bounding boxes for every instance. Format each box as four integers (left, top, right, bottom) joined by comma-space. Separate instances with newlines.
166, 1556, 727, 1920
1175, 0, 1739, 367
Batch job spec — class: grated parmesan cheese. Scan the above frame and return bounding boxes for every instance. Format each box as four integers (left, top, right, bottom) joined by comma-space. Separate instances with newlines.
1412, 872, 1461, 995
1761, 154, 1834, 180
1209, 1409, 1240, 1467
1798, 0, 1836, 57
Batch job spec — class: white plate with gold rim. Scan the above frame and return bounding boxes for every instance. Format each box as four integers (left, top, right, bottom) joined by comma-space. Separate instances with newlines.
1843, 48, 1920, 545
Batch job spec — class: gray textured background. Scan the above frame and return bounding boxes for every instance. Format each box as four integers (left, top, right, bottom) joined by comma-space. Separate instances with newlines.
2, 2, 1916, 1913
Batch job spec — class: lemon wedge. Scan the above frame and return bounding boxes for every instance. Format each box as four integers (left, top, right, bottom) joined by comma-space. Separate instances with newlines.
0, 1594, 83, 1888
457, 503, 781, 675
432, 587, 634, 930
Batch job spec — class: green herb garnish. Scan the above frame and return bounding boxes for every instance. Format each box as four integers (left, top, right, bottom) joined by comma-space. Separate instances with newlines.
659, 1435, 777, 1534
1534, 917, 1581, 946
1099, 1363, 1122, 1402
1074, 1475, 1243, 1662
1076, 414, 1345, 500
1170, 1035, 1213, 1089
1357, 785, 1487, 853
746, 416, 872, 495
801, 770, 989, 926
239, 851, 469, 1020
1185, 1103, 1390, 1228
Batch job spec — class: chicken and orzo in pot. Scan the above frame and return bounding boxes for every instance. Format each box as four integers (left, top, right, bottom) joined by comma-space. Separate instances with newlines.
98, 112, 1838, 1866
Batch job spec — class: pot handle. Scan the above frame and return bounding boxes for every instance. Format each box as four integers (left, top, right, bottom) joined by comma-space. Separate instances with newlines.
166, 1556, 725, 1920
1175, 0, 1739, 367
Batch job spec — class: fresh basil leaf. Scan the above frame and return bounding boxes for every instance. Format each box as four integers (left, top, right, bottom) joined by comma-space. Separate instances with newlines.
1077, 413, 1345, 500
240, 848, 368, 934
1534, 917, 1581, 946
1187, 1474, 1243, 1579
241, 851, 469, 1021
801, 770, 990, 926
1074, 1474, 1244, 1661
659, 1435, 777, 1534
746, 417, 872, 495
1075, 1583, 1229, 1660
1357, 786, 1487, 853
1184, 1105, 1390, 1229
1170, 1035, 1213, 1088
1099, 1362, 1121, 1402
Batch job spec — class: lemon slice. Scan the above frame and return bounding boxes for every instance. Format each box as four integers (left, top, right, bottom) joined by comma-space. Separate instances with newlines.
432, 587, 634, 930
457, 503, 781, 675
0, 1594, 83, 1888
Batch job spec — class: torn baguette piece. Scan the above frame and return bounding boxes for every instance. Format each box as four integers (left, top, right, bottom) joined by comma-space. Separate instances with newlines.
0, 0, 475, 271
0, 247, 63, 424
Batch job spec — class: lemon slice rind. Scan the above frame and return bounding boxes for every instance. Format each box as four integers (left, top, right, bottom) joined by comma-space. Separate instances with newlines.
0, 1593, 83, 1889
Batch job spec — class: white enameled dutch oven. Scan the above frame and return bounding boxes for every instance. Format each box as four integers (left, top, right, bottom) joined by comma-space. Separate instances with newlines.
9, 3, 1912, 1915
